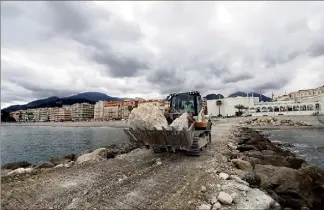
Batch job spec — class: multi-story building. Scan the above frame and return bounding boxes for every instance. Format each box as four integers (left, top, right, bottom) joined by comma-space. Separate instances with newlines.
120, 100, 138, 119
57, 105, 72, 121
71, 103, 94, 121
39, 108, 50, 122
277, 85, 324, 102
94, 101, 105, 121
103, 101, 121, 120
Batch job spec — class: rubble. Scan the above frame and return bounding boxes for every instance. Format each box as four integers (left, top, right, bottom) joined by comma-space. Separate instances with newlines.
241, 117, 312, 127
170, 112, 189, 130
128, 103, 169, 130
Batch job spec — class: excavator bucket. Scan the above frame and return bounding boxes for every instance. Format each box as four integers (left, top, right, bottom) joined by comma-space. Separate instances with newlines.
123, 123, 195, 151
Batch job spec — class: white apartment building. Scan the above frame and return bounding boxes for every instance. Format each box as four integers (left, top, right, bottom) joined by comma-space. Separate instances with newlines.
71, 103, 94, 121
277, 85, 324, 101
94, 101, 105, 121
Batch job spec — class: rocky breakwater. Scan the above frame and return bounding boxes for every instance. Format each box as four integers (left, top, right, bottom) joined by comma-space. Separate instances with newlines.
1, 143, 142, 179
241, 117, 312, 127
226, 126, 324, 210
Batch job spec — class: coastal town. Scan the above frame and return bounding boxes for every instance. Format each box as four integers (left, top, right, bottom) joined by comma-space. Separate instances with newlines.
6, 85, 324, 123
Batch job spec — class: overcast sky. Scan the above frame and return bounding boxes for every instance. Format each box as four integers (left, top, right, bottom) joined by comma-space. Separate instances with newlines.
1, 1, 324, 108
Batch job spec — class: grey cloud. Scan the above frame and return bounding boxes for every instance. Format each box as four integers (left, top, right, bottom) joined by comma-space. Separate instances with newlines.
221, 73, 254, 84
90, 50, 149, 77
251, 78, 290, 93
308, 43, 324, 57
1, 3, 22, 19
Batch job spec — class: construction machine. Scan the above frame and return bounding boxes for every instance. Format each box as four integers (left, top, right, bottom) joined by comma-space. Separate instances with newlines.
123, 91, 212, 156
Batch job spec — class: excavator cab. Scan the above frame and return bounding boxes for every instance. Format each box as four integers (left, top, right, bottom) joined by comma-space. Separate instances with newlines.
123, 91, 211, 156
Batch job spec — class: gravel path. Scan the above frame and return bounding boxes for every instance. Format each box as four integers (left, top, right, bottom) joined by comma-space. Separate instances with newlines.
1, 122, 235, 210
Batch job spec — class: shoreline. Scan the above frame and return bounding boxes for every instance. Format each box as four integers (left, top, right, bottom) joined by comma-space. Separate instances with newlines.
1, 120, 324, 209
0, 121, 130, 128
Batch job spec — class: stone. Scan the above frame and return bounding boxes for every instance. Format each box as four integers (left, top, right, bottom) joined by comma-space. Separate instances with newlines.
231, 192, 238, 203
217, 192, 233, 205
236, 183, 250, 191
210, 196, 217, 204
317, 146, 324, 151
170, 112, 189, 131
243, 172, 261, 186
128, 103, 169, 130
198, 204, 211, 210
227, 143, 237, 150
1, 161, 32, 170
201, 186, 207, 192
49, 154, 75, 166
231, 159, 253, 172
36, 161, 54, 169
230, 175, 249, 186
237, 145, 258, 152
65, 198, 81, 209
212, 202, 221, 210
75, 148, 107, 164
235, 188, 278, 210
254, 164, 324, 209
7, 167, 33, 175
219, 172, 229, 180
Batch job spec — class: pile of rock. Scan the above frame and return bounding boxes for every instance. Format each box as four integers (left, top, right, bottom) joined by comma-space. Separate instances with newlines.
128, 103, 189, 131
241, 117, 312, 126
226, 126, 324, 210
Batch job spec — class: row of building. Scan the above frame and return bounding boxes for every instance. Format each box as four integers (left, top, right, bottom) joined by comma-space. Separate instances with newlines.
10, 99, 169, 122
207, 86, 324, 117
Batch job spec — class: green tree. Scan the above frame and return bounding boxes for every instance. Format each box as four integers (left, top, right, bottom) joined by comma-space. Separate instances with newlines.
128, 106, 134, 112
234, 104, 248, 117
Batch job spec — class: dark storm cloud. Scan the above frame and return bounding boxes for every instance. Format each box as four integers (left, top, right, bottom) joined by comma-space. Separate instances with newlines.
221, 73, 253, 84
251, 78, 290, 93
44, 1, 148, 77
308, 43, 324, 57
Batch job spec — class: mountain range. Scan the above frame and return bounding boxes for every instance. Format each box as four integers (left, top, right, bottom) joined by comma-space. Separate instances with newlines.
1, 92, 123, 113
1, 91, 271, 113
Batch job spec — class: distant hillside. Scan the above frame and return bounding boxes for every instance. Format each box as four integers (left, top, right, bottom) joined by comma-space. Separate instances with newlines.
1, 92, 123, 113
205, 94, 225, 100
228, 91, 271, 102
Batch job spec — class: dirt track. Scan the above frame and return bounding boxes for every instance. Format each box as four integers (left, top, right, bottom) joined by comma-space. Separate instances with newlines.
1, 121, 235, 210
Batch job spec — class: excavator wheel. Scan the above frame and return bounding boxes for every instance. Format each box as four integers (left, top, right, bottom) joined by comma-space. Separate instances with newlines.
153, 146, 167, 153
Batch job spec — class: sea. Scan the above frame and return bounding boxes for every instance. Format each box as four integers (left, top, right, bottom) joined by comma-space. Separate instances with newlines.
1, 125, 324, 169
268, 129, 324, 170
1, 126, 129, 165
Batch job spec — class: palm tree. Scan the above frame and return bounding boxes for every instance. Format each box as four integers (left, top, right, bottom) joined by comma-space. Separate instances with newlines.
216, 100, 222, 117
234, 104, 248, 116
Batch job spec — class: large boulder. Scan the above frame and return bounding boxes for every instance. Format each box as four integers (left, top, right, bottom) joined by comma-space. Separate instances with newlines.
1, 161, 32, 170
105, 143, 138, 158
170, 112, 189, 130
254, 164, 324, 210
49, 154, 75, 166
128, 103, 169, 130
75, 148, 107, 164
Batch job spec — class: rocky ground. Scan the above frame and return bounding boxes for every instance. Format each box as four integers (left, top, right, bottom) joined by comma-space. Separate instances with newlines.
240, 117, 312, 127
2, 119, 324, 210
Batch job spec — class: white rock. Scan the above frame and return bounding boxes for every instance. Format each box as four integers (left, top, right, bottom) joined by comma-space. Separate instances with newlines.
201, 186, 207, 192
54, 164, 64, 168
216, 184, 221, 188
198, 204, 211, 210
219, 172, 229, 180
7, 167, 33, 175
170, 112, 189, 131
128, 103, 169, 130
217, 192, 233, 205
75, 148, 107, 164
236, 183, 251, 191
212, 202, 222, 210
65, 198, 81, 210
227, 142, 237, 150
230, 175, 249, 186
235, 188, 278, 210
210, 196, 217, 204
231, 192, 238, 203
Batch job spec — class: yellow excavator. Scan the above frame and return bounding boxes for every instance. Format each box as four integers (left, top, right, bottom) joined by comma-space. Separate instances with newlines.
123, 91, 211, 156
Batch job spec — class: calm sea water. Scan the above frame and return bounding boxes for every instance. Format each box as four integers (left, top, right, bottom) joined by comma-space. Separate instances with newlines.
268, 129, 324, 170
1, 126, 129, 165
